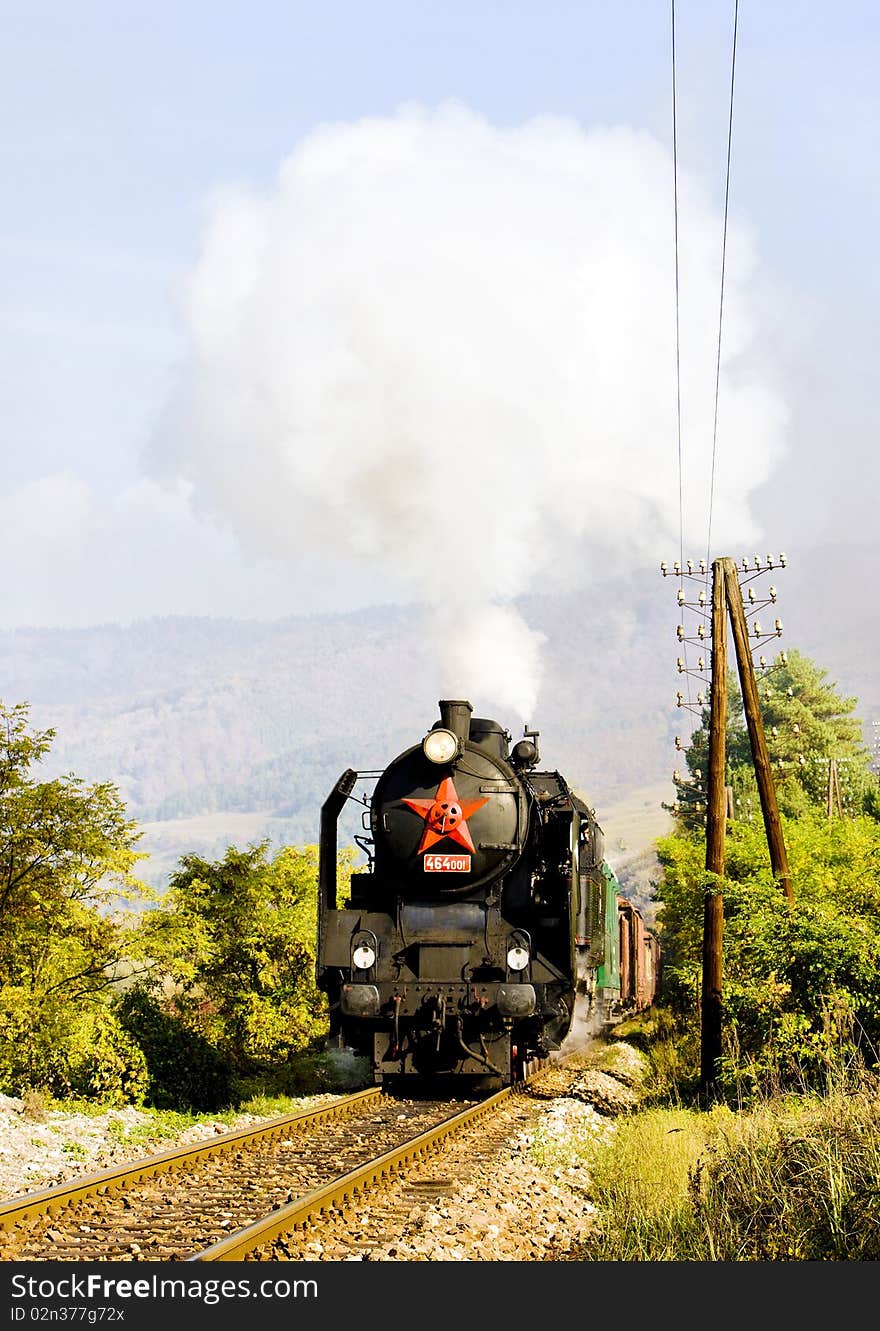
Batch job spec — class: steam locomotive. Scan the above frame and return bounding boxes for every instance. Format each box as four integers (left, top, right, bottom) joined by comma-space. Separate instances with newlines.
316, 700, 659, 1087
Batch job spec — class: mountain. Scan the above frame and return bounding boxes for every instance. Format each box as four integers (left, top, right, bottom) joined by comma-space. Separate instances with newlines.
2, 554, 875, 916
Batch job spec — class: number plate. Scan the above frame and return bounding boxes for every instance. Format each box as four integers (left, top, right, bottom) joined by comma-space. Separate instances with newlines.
423, 853, 471, 872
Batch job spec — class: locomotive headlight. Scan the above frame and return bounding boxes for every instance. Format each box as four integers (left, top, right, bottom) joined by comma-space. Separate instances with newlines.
423, 728, 460, 764
506, 944, 530, 972
352, 943, 376, 970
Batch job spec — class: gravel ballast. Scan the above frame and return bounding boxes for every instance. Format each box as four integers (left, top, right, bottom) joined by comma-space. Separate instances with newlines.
0, 1042, 647, 1261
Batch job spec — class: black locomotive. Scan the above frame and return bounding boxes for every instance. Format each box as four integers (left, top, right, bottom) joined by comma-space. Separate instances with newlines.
316, 699, 657, 1087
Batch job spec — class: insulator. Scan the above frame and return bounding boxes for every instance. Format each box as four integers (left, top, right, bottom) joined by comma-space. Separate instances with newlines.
675, 736, 682, 750
698, 656, 705, 671
697, 623, 705, 638
781, 654, 789, 667
677, 625, 684, 640
696, 691, 705, 704
673, 769, 680, 783
741, 558, 749, 571
769, 585, 777, 600
677, 657, 685, 672
748, 588, 755, 603
676, 691, 684, 706
798, 754, 806, 765
694, 768, 702, 780
660, 561, 668, 575
767, 554, 775, 568
771, 726, 778, 736
698, 590, 706, 606
780, 552, 787, 566
673, 560, 681, 574
686, 559, 693, 574
775, 619, 783, 633
753, 621, 762, 636
793, 723, 800, 734
753, 555, 761, 569
759, 655, 767, 669
677, 588, 685, 604
699, 559, 707, 573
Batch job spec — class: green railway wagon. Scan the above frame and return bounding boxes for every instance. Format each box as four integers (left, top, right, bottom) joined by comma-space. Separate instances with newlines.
595, 861, 622, 1024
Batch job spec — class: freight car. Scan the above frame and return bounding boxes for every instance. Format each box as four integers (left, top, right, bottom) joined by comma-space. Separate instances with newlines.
316, 699, 659, 1087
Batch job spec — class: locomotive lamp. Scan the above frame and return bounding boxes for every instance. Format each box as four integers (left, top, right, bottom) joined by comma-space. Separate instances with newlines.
351, 930, 378, 971
352, 943, 376, 970
506, 943, 530, 971
511, 738, 538, 767
423, 728, 460, 764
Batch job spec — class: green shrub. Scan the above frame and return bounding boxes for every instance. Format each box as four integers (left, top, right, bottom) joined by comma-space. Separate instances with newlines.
0, 988, 148, 1105
61, 1008, 149, 1106
118, 986, 232, 1112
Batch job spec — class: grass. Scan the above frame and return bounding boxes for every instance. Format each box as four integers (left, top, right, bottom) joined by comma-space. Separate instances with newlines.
566, 1106, 727, 1260
60, 1142, 89, 1160
17, 1017, 879, 1260
540, 1018, 880, 1261
14, 1048, 373, 1154
538, 1089, 880, 1261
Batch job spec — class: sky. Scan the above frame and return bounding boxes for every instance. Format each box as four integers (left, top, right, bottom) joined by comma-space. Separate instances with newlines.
2, 1, 878, 717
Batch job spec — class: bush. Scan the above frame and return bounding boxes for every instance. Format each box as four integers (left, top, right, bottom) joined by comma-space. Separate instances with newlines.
0, 987, 148, 1105
118, 987, 232, 1112
63, 1009, 149, 1106
655, 812, 880, 1096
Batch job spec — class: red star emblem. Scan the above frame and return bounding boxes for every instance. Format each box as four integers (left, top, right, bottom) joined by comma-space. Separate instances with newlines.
403, 775, 489, 854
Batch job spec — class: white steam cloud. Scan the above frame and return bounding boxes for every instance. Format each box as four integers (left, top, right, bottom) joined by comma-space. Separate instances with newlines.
154, 102, 787, 719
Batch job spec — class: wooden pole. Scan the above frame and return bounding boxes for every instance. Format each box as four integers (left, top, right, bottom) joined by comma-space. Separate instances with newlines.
701, 558, 727, 1097
828, 758, 843, 819
723, 558, 794, 904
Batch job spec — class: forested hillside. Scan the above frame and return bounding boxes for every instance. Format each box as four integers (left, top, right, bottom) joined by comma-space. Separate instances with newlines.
2, 554, 875, 901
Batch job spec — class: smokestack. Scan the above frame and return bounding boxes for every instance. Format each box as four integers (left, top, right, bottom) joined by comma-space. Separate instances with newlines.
438, 699, 473, 741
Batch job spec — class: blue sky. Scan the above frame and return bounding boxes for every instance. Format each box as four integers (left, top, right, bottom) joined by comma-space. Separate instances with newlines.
2, 2, 878, 641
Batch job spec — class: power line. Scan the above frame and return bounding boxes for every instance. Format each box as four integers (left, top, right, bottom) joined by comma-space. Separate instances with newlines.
705, 0, 740, 573
670, 2, 692, 705
671, 0, 684, 580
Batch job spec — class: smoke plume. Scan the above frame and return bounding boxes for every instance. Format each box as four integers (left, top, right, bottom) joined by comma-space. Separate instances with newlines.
154, 102, 787, 720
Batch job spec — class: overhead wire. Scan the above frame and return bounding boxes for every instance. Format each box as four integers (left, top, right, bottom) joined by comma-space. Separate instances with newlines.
670, 0, 693, 706
671, 0, 741, 733
705, 0, 740, 578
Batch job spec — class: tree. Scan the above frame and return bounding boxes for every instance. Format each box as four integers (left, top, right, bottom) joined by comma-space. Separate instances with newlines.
655, 653, 880, 1096
666, 670, 748, 829
137, 842, 343, 1072
671, 651, 876, 828
0, 701, 150, 1100
751, 650, 873, 815
656, 811, 880, 1094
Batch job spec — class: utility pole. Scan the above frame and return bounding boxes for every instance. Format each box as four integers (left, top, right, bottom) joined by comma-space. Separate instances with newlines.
701, 557, 727, 1096
827, 758, 844, 819
723, 558, 794, 904
663, 550, 793, 1099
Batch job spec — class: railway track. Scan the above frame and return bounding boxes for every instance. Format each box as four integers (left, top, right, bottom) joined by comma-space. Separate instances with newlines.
0, 1068, 561, 1262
